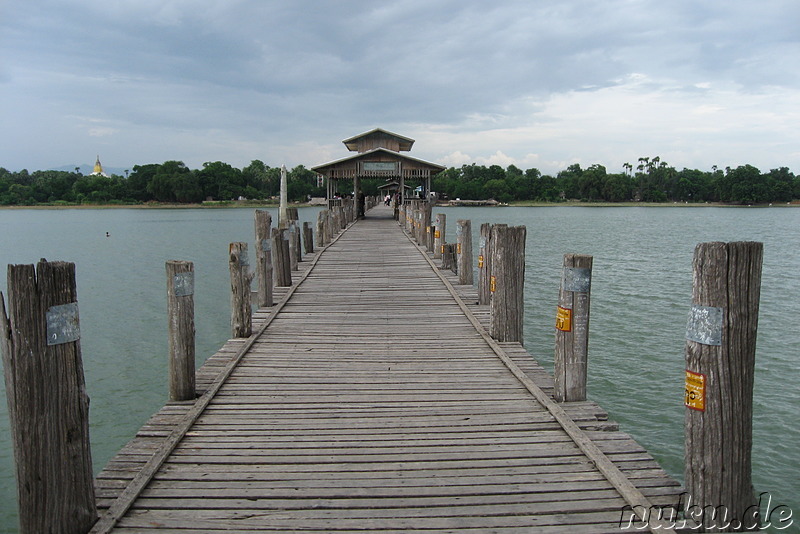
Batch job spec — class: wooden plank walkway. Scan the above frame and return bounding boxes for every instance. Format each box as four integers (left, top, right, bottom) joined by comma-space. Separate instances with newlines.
92, 205, 685, 533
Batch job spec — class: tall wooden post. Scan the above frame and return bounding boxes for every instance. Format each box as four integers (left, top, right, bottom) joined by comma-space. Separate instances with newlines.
456, 219, 474, 285
288, 222, 299, 271
554, 254, 593, 402
324, 210, 333, 244
271, 228, 292, 287
426, 214, 435, 252
478, 223, 490, 304
1, 260, 97, 534
303, 221, 314, 255
316, 210, 325, 248
489, 225, 526, 343
441, 243, 457, 272
433, 213, 446, 260
254, 210, 274, 308
228, 242, 252, 338
166, 260, 195, 401
685, 241, 762, 531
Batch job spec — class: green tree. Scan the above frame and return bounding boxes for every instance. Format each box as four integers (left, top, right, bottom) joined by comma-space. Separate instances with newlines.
557, 164, 582, 199
601, 172, 632, 202
766, 167, 795, 202
127, 164, 159, 201
196, 161, 245, 200
146, 161, 191, 202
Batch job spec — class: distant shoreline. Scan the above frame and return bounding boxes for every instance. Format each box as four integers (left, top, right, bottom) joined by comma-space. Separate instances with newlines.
1, 200, 798, 210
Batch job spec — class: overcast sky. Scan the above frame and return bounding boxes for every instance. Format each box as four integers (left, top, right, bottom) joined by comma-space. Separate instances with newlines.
2, 0, 799, 176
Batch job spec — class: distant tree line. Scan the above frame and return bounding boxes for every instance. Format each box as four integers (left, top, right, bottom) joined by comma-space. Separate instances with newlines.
433, 157, 799, 204
0, 160, 323, 205
1, 157, 798, 206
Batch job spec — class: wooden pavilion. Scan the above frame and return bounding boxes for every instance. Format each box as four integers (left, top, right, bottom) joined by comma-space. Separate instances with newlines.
311, 128, 445, 216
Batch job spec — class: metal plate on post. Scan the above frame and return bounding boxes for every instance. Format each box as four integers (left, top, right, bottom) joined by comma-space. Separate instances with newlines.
239, 249, 250, 267
686, 305, 723, 346
46, 302, 80, 345
261, 238, 271, 252
563, 267, 592, 293
173, 272, 194, 297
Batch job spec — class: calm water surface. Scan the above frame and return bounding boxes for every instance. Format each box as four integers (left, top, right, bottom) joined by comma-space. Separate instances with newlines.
0, 206, 797, 532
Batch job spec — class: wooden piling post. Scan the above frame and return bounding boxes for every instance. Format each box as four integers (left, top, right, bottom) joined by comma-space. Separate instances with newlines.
324, 210, 333, 244
1, 260, 97, 534
554, 254, 593, 402
684, 241, 763, 531
303, 221, 314, 255
254, 210, 274, 308
489, 225, 526, 343
271, 228, 292, 287
315, 210, 325, 248
288, 222, 299, 271
456, 219, 474, 285
478, 223, 490, 304
228, 242, 253, 338
433, 213, 446, 260
166, 260, 196, 401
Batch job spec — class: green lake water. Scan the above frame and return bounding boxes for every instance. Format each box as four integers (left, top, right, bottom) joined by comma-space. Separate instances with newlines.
0, 205, 797, 532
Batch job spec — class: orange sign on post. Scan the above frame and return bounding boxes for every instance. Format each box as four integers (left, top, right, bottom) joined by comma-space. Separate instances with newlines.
685, 370, 706, 411
556, 306, 572, 332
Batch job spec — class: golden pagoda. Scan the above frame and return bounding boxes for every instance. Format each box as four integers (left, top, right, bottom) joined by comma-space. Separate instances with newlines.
91, 155, 108, 177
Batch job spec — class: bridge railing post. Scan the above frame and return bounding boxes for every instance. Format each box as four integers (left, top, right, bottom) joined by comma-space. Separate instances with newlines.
166, 260, 196, 401
478, 223, 490, 304
271, 228, 292, 287
554, 253, 593, 402
684, 241, 762, 531
456, 219, 474, 285
315, 211, 324, 248
1, 260, 97, 534
254, 210, 274, 308
303, 221, 314, 255
433, 213, 446, 260
325, 210, 333, 244
441, 243, 457, 272
489, 225, 526, 343
229, 242, 253, 338
425, 207, 434, 253
288, 222, 299, 271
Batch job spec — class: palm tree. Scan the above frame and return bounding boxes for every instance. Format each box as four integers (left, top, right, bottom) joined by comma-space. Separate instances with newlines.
623, 162, 632, 176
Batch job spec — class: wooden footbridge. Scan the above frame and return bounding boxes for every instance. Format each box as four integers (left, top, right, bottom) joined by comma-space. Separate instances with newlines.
78, 204, 684, 533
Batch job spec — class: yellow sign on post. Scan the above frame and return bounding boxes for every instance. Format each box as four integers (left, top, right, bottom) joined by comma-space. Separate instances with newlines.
555, 306, 572, 332
489, 275, 496, 292
434, 230, 440, 239
478, 255, 484, 268
685, 370, 706, 411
